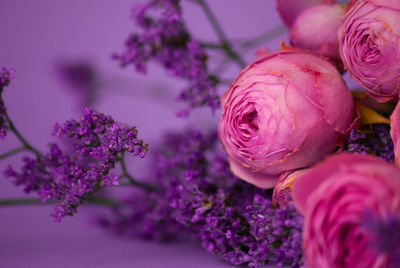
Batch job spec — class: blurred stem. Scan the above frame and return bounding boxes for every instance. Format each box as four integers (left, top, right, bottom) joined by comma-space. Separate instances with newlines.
237, 24, 286, 48
119, 152, 160, 192
0, 197, 122, 207
200, 42, 225, 49
195, 0, 246, 68
4, 112, 44, 160
0, 146, 27, 160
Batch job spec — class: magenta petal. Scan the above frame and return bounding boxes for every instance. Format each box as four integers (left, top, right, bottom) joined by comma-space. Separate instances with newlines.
316, 69, 355, 134
290, 4, 344, 59
292, 153, 400, 215
228, 157, 278, 189
277, 0, 336, 28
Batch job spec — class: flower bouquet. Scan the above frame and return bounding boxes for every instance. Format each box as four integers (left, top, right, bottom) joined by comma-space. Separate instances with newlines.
1, 0, 400, 267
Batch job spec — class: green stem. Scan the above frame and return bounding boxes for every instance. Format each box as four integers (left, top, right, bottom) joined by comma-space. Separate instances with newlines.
119, 153, 160, 192
238, 24, 286, 48
200, 42, 225, 49
4, 112, 44, 159
0, 197, 121, 208
0, 146, 27, 160
195, 0, 246, 68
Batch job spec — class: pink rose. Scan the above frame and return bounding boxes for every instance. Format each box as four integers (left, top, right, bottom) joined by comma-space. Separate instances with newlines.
338, 0, 400, 102
290, 4, 345, 60
218, 48, 357, 188
276, 0, 336, 28
391, 102, 400, 164
292, 153, 400, 267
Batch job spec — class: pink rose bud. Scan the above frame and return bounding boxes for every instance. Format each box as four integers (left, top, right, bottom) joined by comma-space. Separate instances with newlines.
338, 0, 400, 102
391, 102, 400, 164
277, 0, 336, 28
290, 4, 345, 60
272, 169, 306, 207
292, 153, 400, 267
218, 48, 357, 188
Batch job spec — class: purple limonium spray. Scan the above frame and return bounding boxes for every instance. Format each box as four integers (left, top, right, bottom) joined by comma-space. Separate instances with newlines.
345, 124, 394, 162
98, 128, 304, 267
0, 67, 15, 139
154, 129, 304, 267
4, 108, 152, 221
114, 0, 219, 115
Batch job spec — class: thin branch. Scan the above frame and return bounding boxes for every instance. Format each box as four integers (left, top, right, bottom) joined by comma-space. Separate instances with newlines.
119, 153, 160, 192
4, 112, 44, 159
0, 197, 122, 208
0, 146, 27, 160
200, 42, 225, 49
195, 0, 246, 68
238, 24, 286, 48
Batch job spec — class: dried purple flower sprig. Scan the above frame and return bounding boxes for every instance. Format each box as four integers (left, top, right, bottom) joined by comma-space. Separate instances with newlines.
2, 106, 154, 221
98, 129, 304, 267
0, 67, 16, 139
114, 0, 220, 115
345, 124, 394, 162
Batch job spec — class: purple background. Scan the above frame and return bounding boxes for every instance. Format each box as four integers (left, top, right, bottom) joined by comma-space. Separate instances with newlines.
0, 1, 286, 267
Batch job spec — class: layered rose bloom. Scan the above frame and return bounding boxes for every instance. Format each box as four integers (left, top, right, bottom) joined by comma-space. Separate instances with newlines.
290, 3, 345, 60
391, 102, 400, 164
338, 0, 400, 101
218, 48, 357, 188
276, 0, 336, 28
292, 153, 400, 267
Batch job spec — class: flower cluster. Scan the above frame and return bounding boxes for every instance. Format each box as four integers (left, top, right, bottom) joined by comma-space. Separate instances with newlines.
200, 194, 304, 267
99, 129, 304, 267
5, 108, 147, 221
0, 67, 15, 139
96, 191, 180, 241
4, 1, 400, 267
345, 124, 394, 162
53, 107, 148, 160
114, 0, 219, 115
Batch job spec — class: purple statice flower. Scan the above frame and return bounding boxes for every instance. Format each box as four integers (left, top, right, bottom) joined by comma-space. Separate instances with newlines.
114, 0, 219, 114
53, 107, 148, 160
56, 61, 98, 107
0, 67, 15, 139
363, 211, 400, 267
345, 124, 394, 162
157, 130, 304, 267
200, 194, 304, 267
96, 191, 181, 241
4, 108, 148, 222
99, 128, 304, 267
0, 66, 15, 87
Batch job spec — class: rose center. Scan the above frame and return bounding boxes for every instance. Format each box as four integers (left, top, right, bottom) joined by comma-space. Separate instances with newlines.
241, 110, 259, 131
360, 34, 380, 64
